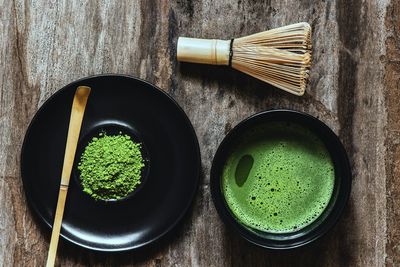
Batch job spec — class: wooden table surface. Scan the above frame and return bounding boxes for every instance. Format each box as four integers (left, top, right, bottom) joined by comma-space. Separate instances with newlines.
1, 0, 399, 266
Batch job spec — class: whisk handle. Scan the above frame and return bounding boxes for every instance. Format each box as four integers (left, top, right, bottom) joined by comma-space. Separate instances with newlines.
177, 37, 230, 65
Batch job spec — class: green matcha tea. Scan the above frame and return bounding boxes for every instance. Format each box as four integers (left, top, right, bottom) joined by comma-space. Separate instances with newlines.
78, 133, 145, 201
222, 122, 335, 233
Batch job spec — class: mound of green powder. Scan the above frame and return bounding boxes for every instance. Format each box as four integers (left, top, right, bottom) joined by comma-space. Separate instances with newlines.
78, 133, 145, 200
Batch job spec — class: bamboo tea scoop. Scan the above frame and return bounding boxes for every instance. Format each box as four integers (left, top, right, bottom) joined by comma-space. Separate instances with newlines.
46, 86, 91, 267
177, 22, 312, 96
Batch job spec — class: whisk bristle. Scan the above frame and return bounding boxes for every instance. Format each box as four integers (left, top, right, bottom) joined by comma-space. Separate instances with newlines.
232, 22, 312, 95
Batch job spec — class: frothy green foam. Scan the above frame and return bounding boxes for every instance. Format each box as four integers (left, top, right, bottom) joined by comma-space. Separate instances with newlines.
222, 122, 335, 233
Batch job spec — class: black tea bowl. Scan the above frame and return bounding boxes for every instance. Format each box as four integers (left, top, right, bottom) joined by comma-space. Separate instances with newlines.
210, 109, 351, 249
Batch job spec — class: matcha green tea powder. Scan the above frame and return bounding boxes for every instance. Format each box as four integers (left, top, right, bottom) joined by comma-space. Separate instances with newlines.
78, 133, 145, 200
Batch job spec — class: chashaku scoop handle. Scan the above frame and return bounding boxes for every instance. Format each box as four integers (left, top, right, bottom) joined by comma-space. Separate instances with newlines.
46, 86, 91, 267
177, 37, 230, 65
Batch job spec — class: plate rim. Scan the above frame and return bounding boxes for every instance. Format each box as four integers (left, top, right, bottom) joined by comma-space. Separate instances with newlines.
20, 74, 202, 252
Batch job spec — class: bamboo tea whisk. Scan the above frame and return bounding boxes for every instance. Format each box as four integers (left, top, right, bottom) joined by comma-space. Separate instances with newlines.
177, 22, 312, 96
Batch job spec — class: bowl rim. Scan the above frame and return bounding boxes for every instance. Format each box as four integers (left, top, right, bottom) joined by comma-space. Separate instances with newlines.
210, 109, 352, 250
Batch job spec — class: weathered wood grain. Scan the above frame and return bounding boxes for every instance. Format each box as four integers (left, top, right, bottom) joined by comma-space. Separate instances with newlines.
0, 0, 398, 266
384, 0, 400, 266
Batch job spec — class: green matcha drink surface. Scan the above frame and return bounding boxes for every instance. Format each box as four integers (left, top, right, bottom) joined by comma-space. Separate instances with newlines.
222, 122, 335, 233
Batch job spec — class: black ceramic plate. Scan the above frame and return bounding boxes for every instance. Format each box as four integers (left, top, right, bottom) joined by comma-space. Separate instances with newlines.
21, 75, 201, 251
